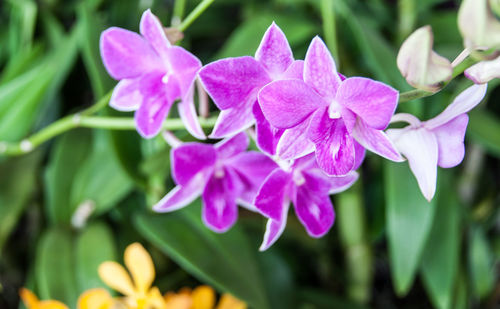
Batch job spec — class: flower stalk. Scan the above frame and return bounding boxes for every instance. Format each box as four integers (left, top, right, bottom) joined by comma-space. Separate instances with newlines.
178, 0, 216, 32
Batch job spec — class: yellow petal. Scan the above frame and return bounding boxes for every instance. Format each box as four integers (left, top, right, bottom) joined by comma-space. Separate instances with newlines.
164, 294, 191, 309
145, 286, 167, 309
19, 288, 40, 308
98, 261, 135, 296
215, 294, 246, 309
77, 288, 113, 309
124, 243, 155, 293
191, 286, 215, 309
38, 300, 69, 309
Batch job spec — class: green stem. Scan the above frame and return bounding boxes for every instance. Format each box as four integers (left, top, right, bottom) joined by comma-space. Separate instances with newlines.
172, 0, 187, 26
0, 116, 217, 156
178, 0, 216, 32
80, 90, 113, 116
321, 0, 339, 62
397, 0, 416, 44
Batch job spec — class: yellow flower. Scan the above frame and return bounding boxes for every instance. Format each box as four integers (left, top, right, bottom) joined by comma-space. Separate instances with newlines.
98, 242, 166, 309
164, 286, 246, 309
77, 288, 115, 309
19, 288, 68, 309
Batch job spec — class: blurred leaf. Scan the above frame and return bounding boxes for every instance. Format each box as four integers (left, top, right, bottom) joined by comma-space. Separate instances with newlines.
467, 109, 500, 158
135, 205, 271, 309
75, 222, 116, 292
0, 152, 41, 254
35, 227, 78, 306
298, 288, 369, 309
44, 130, 92, 225
0, 44, 43, 83
384, 161, 437, 296
468, 226, 495, 299
258, 251, 295, 309
420, 170, 460, 309
7, 0, 37, 57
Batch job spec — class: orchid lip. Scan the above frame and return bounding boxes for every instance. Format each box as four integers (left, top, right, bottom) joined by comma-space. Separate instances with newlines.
328, 100, 342, 119
292, 170, 306, 186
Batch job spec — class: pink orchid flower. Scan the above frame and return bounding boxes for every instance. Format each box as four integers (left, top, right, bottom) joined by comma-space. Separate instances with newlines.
100, 10, 204, 139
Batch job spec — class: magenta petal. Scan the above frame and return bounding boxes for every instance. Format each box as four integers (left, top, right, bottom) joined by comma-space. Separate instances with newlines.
304, 36, 342, 99
166, 46, 202, 97
177, 87, 206, 140
215, 132, 249, 159
202, 170, 239, 233
139, 9, 171, 58
433, 114, 469, 168
351, 119, 403, 162
227, 151, 278, 188
425, 84, 487, 129
293, 184, 335, 238
199, 57, 271, 110
276, 120, 315, 160
302, 169, 358, 195
100, 27, 161, 80
258, 79, 327, 129
255, 22, 294, 77
259, 203, 289, 251
253, 102, 284, 155
353, 141, 366, 170
110, 79, 142, 111
134, 95, 172, 138
337, 77, 399, 130
255, 169, 292, 222
153, 179, 205, 213
282, 60, 304, 79
308, 111, 355, 176
209, 103, 255, 138
171, 143, 217, 186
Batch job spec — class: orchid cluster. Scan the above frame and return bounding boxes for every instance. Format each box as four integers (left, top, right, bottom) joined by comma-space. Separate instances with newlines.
100, 6, 492, 250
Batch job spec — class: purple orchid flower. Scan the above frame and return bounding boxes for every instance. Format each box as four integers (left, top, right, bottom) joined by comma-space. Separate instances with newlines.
255, 154, 359, 251
100, 9, 205, 139
258, 36, 403, 176
387, 84, 487, 201
198, 22, 311, 156
153, 132, 277, 232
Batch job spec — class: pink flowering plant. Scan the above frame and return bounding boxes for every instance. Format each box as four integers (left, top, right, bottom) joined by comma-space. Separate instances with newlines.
1, 1, 499, 308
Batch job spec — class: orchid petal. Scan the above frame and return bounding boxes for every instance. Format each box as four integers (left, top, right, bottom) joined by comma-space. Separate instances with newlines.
134, 94, 172, 139
227, 151, 278, 188
255, 169, 291, 222
425, 84, 487, 129
396, 26, 452, 91
166, 46, 202, 97
282, 60, 304, 79
98, 262, 135, 296
100, 27, 160, 80
353, 140, 366, 170
351, 118, 403, 162
209, 102, 255, 138
276, 120, 315, 160
308, 110, 355, 176
337, 77, 399, 130
433, 114, 469, 168
302, 169, 358, 195
139, 9, 171, 58
253, 102, 284, 155
178, 87, 206, 140
304, 36, 342, 99
215, 132, 249, 159
202, 169, 239, 233
171, 143, 216, 186
259, 203, 289, 251
110, 79, 142, 111
258, 79, 327, 129
388, 128, 438, 201
458, 0, 500, 48
124, 243, 155, 294
153, 180, 205, 212
255, 22, 294, 77
294, 183, 335, 238
465, 55, 500, 84
199, 57, 270, 110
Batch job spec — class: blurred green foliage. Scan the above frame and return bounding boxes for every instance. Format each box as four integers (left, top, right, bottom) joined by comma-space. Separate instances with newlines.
0, 0, 499, 308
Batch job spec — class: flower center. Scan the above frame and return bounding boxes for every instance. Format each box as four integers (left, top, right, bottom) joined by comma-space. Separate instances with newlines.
328, 100, 342, 119
214, 167, 225, 179
161, 72, 172, 84
292, 170, 306, 186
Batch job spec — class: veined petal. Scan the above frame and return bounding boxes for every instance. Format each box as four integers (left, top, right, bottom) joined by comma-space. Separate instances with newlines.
282, 60, 304, 79
139, 9, 171, 58
215, 132, 249, 159
277, 120, 315, 160
433, 114, 469, 168
337, 77, 399, 130
465, 55, 500, 84
255, 169, 292, 221
98, 262, 135, 296
167, 46, 202, 97
351, 118, 403, 162
258, 79, 327, 129
77, 288, 113, 309
178, 87, 206, 140
255, 22, 294, 77
259, 203, 290, 251
110, 79, 142, 111
209, 103, 255, 138
425, 84, 487, 129
353, 140, 366, 170
304, 36, 342, 99
198, 57, 270, 110
308, 111, 355, 176
253, 102, 284, 155
172, 143, 216, 186
153, 177, 207, 212
100, 27, 160, 80
191, 286, 216, 309
303, 169, 359, 195
202, 169, 239, 233
124, 243, 155, 294
388, 128, 438, 201
227, 151, 278, 188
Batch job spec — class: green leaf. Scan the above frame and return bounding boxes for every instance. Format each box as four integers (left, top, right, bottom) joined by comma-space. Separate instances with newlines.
0, 152, 41, 254
468, 227, 495, 299
35, 227, 78, 306
467, 109, 500, 159
384, 161, 437, 295
134, 205, 270, 309
75, 222, 116, 292
420, 170, 460, 309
